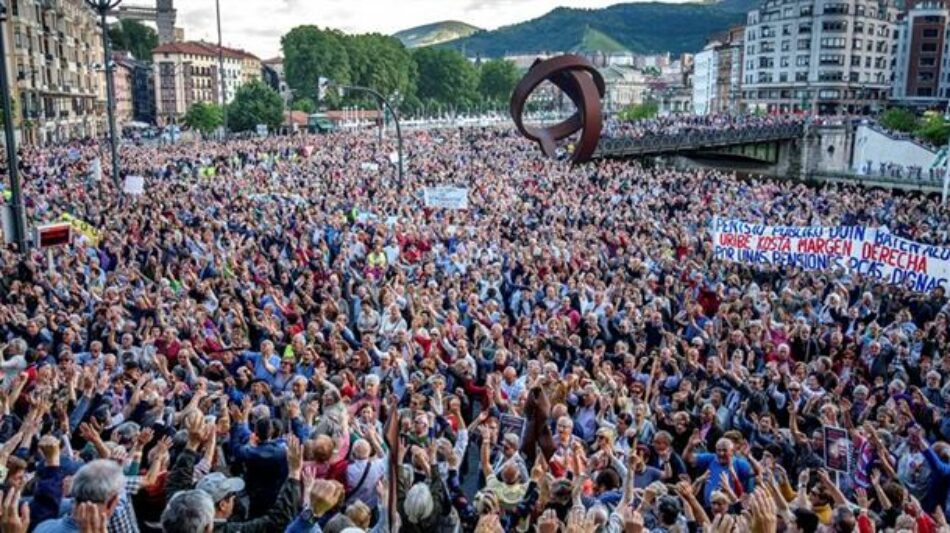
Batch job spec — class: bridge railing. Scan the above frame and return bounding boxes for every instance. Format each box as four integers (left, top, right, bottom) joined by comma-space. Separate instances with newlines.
597, 124, 805, 157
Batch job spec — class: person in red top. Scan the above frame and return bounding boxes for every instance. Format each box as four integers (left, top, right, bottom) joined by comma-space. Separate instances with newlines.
154, 327, 182, 367
303, 434, 348, 489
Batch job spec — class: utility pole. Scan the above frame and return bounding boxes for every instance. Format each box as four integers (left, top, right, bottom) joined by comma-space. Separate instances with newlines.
0, 0, 26, 252
85, 0, 123, 191
216, 0, 227, 138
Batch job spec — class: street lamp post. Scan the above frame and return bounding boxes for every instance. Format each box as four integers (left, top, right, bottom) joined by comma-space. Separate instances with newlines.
0, 1, 26, 252
85, 0, 122, 191
215, 0, 227, 138
331, 83, 404, 187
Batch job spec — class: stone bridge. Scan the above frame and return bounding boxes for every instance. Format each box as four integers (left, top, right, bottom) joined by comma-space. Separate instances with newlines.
594, 122, 859, 181
596, 124, 805, 163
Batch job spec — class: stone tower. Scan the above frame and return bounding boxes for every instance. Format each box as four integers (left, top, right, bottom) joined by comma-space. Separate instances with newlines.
156, 0, 176, 44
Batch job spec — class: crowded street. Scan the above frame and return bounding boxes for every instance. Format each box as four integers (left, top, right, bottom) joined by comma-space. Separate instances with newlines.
1, 122, 950, 533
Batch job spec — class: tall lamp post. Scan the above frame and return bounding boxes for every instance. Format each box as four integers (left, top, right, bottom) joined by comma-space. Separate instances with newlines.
215, 0, 227, 138
85, 0, 122, 191
0, 0, 26, 252
330, 83, 404, 187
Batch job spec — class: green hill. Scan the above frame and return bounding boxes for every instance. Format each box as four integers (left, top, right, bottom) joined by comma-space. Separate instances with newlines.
573, 27, 629, 53
393, 21, 482, 48
444, 0, 756, 56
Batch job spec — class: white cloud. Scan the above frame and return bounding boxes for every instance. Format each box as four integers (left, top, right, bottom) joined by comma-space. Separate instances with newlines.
150, 0, 654, 58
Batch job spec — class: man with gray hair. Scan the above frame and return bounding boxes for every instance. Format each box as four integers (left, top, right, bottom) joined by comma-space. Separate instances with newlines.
34, 460, 126, 533
344, 436, 387, 508
162, 490, 215, 533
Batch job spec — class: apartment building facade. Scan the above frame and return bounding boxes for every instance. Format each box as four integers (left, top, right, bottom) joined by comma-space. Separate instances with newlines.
4, 0, 106, 145
693, 28, 745, 115
152, 41, 253, 125
892, 1, 950, 107
743, 0, 900, 114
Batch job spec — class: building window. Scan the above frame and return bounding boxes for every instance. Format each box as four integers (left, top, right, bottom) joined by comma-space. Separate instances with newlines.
923, 42, 938, 52
799, 23, 812, 33
796, 71, 809, 81
821, 21, 847, 32
923, 29, 939, 38
818, 71, 844, 81
921, 56, 937, 66
919, 72, 935, 82
801, 6, 812, 16
853, 38, 862, 48
820, 37, 846, 48
918, 87, 933, 96
819, 54, 844, 65
819, 89, 840, 99
798, 39, 811, 50
851, 55, 861, 66
782, 40, 790, 51
823, 3, 848, 14
796, 55, 810, 66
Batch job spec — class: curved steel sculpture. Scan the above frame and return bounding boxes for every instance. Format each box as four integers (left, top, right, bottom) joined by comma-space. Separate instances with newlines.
509, 55, 606, 164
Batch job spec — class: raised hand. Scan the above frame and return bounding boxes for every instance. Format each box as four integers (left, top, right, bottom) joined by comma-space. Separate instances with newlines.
286, 434, 303, 477
73, 502, 107, 533
538, 509, 561, 533
309, 479, 344, 517
0, 488, 30, 533
622, 506, 645, 533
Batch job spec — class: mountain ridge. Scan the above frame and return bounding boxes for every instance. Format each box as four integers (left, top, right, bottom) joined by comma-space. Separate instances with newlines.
393, 20, 482, 48
441, 0, 756, 57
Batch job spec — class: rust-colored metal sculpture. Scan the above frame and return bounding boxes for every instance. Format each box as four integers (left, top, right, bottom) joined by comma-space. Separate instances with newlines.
509, 54, 606, 164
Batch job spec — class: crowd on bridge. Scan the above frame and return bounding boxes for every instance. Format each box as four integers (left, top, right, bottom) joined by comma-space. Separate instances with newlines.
1, 119, 950, 533
604, 114, 804, 140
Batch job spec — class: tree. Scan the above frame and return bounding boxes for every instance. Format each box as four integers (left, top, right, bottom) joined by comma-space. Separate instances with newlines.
227, 80, 284, 132
412, 47, 478, 107
879, 107, 918, 133
344, 34, 417, 103
108, 20, 159, 62
478, 59, 520, 102
183, 102, 223, 135
619, 101, 658, 121
282, 26, 351, 104
292, 98, 315, 114
915, 112, 950, 146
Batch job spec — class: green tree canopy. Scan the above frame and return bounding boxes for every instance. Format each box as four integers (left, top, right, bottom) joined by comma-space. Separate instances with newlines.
412, 47, 478, 107
291, 97, 315, 114
478, 59, 519, 103
183, 102, 224, 134
227, 80, 284, 132
108, 20, 159, 62
619, 101, 658, 121
915, 112, 950, 146
282, 26, 351, 104
880, 107, 919, 133
344, 34, 417, 104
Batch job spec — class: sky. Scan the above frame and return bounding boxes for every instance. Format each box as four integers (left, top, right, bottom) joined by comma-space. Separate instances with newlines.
135, 0, 658, 59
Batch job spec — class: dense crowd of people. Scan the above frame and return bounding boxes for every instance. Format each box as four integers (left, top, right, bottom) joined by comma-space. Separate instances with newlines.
604, 114, 804, 139
1, 120, 950, 533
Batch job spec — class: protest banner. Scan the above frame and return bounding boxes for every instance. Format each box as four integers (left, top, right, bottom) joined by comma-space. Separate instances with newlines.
59, 213, 101, 246
360, 162, 380, 172
90, 158, 102, 181
423, 187, 469, 210
711, 218, 950, 293
499, 413, 526, 441
823, 426, 851, 473
123, 176, 145, 195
